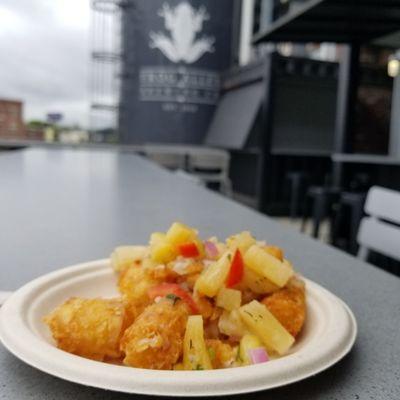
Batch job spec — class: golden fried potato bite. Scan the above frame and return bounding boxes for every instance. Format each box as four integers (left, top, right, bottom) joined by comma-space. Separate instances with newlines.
44, 297, 128, 361
118, 264, 158, 321
45, 222, 308, 370
261, 276, 306, 337
120, 299, 188, 369
206, 339, 237, 369
118, 261, 180, 322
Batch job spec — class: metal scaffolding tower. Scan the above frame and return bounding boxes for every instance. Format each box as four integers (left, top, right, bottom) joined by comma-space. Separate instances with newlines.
90, 0, 121, 141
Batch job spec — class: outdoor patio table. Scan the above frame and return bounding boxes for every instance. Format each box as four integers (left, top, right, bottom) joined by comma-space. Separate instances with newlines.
0, 148, 399, 400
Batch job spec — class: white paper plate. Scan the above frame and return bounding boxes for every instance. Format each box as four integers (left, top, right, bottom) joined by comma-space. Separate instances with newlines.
0, 259, 357, 397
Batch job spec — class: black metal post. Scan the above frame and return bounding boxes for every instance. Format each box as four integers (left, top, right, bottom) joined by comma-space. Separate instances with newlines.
256, 54, 275, 212
230, 0, 243, 66
333, 44, 360, 187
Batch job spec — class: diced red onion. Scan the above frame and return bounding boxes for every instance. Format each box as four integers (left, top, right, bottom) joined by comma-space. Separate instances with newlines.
204, 241, 219, 258
248, 348, 269, 364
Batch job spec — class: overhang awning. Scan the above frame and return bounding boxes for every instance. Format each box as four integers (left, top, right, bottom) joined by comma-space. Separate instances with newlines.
205, 82, 264, 149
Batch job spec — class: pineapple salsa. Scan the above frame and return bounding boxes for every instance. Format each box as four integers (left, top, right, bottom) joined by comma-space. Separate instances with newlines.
44, 222, 306, 370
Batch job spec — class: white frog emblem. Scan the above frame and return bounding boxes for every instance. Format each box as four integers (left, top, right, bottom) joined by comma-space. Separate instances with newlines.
149, 2, 215, 64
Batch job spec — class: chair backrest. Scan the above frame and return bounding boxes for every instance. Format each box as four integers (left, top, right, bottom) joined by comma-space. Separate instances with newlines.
188, 151, 230, 172
357, 186, 400, 261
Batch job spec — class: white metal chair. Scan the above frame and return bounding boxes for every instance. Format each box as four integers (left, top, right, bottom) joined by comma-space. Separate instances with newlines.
187, 150, 232, 197
143, 143, 232, 197
357, 186, 400, 262
143, 145, 186, 170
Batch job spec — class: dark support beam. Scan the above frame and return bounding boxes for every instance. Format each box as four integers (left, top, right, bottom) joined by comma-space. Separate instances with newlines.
253, 0, 400, 44
257, 55, 275, 212
333, 44, 360, 187
230, 0, 242, 66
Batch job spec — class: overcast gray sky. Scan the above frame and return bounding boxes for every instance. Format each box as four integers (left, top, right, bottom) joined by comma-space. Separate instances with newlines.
0, 0, 91, 127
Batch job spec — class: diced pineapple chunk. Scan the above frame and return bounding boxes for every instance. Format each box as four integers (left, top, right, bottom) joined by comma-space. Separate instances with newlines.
226, 231, 256, 254
216, 242, 228, 256
242, 267, 279, 294
216, 288, 241, 311
194, 251, 232, 297
264, 245, 284, 262
149, 232, 177, 263
110, 245, 148, 272
166, 222, 197, 246
239, 334, 264, 365
150, 241, 177, 264
183, 315, 212, 370
218, 310, 247, 338
283, 259, 294, 269
239, 300, 295, 355
193, 239, 205, 258
149, 232, 166, 246
141, 257, 157, 270
244, 245, 293, 287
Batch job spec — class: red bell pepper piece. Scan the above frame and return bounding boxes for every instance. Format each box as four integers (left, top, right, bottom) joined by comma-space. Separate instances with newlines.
226, 249, 244, 288
178, 241, 200, 258
148, 283, 199, 314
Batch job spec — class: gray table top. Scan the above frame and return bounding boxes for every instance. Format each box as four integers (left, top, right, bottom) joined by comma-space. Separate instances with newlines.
0, 138, 144, 153
0, 148, 399, 400
332, 153, 400, 166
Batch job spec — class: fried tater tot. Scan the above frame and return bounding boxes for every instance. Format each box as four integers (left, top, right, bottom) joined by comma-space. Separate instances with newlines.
146, 261, 180, 282
118, 260, 183, 321
120, 299, 189, 369
206, 339, 236, 369
118, 265, 159, 321
44, 297, 128, 361
261, 276, 306, 337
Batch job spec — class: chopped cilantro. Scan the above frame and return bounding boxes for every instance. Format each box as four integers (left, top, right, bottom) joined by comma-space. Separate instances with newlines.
165, 293, 181, 305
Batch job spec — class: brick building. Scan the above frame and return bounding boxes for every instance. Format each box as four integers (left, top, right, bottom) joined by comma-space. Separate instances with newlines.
0, 99, 26, 139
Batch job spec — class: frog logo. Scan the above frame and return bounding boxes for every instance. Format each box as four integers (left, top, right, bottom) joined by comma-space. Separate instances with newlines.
149, 2, 215, 64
